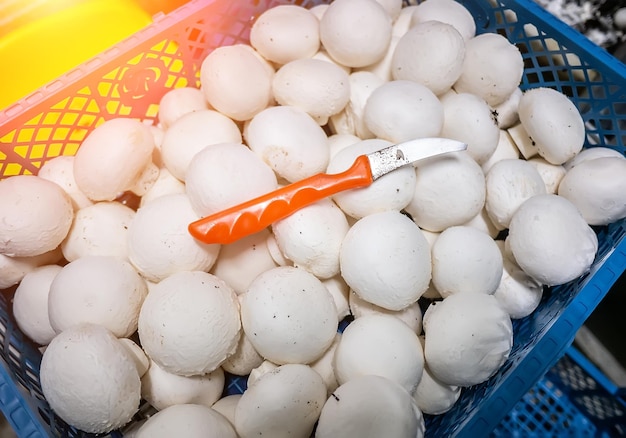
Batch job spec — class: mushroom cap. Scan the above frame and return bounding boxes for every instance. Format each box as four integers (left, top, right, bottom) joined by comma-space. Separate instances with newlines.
13, 264, 61, 345
485, 158, 547, 230
40, 323, 141, 434
212, 394, 241, 427
481, 130, 520, 174
250, 5, 320, 65
410, 0, 476, 41
518, 87, 585, 165
61, 201, 135, 262
323, 276, 351, 320
48, 255, 148, 338
272, 198, 350, 279
363, 80, 444, 143
558, 156, 626, 225
453, 33, 524, 106
244, 105, 330, 182
127, 193, 220, 282
527, 157, 566, 194
118, 338, 150, 377
309, 333, 341, 395
334, 313, 425, 393
160, 109, 242, 181
327, 139, 416, 219
319, 0, 392, 68
139, 167, 186, 207
406, 150, 486, 232
38, 155, 93, 210
240, 266, 338, 364
349, 289, 423, 333
563, 146, 625, 170
374, 0, 403, 21
413, 346, 461, 415
0, 247, 62, 289
0, 175, 73, 257
508, 194, 598, 286
200, 44, 274, 121
423, 293, 513, 386
185, 142, 278, 217
135, 404, 237, 438
273, 58, 350, 125
141, 359, 225, 411
138, 271, 241, 376
439, 92, 500, 165
73, 118, 155, 201
492, 87, 522, 130
340, 210, 431, 310
391, 21, 465, 96
235, 364, 327, 438
316, 375, 425, 438
157, 86, 210, 130
220, 328, 264, 376
431, 226, 503, 297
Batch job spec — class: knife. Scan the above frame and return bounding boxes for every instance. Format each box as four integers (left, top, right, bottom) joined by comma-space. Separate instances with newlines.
188, 137, 467, 244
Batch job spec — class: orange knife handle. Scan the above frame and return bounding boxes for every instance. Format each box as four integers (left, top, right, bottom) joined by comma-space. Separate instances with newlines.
188, 155, 373, 245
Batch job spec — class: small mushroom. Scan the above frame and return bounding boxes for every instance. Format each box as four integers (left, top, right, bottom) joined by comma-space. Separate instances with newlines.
40, 323, 141, 434
240, 266, 338, 364
508, 194, 598, 286
0, 247, 62, 289
518, 87, 585, 165
47, 255, 148, 338
319, 0, 392, 68
563, 146, 625, 170
135, 404, 237, 438
12, 264, 61, 346
349, 290, 423, 334
73, 118, 157, 201
220, 327, 264, 376
491, 87, 522, 129
61, 201, 135, 262
38, 155, 93, 210
410, 0, 476, 41
316, 375, 425, 438
138, 271, 241, 376
157, 86, 210, 130
235, 364, 327, 438
139, 167, 186, 207
0, 175, 73, 257
141, 359, 225, 411
340, 211, 431, 310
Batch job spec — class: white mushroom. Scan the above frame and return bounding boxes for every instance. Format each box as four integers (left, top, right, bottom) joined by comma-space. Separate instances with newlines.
439, 92, 500, 165
211, 229, 278, 295
139, 167, 186, 207
118, 338, 150, 377
405, 150, 486, 232
391, 21, 465, 96
319, 0, 392, 68
327, 133, 362, 158
392, 5, 419, 37
334, 313, 424, 394
272, 198, 350, 279
127, 194, 220, 282
363, 80, 444, 143
38, 155, 93, 210
327, 139, 416, 219
247, 360, 279, 388
485, 158, 547, 230
431, 226, 503, 297
558, 156, 626, 225
527, 156, 566, 194
0, 175, 73, 257
138, 271, 241, 376
212, 394, 241, 427
462, 208, 500, 239
410, 0, 476, 41
309, 333, 341, 395
311, 49, 352, 74
244, 105, 330, 182
508, 194, 598, 286
135, 404, 237, 438
423, 293, 513, 386
518, 87, 585, 165
240, 266, 338, 364
323, 275, 351, 320
160, 109, 242, 181
61, 201, 135, 262
481, 130, 520, 174
309, 4, 329, 20
47, 255, 148, 338
12, 264, 61, 345
141, 359, 225, 410
40, 323, 141, 434
374, 0, 402, 21
354, 34, 399, 82
185, 142, 278, 217
220, 328, 264, 376
349, 290, 423, 334
235, 364, 327, 438
563, 146, 625, 170
200, 44, 274, 121
316, 375, 425, 438
273, 58, 350, 125
340, 210, 431, 310
157, 86, 210, 130
507, 122, 539, 159
453, 33, 524, 106
250, 5, 320, 65
491, 87, 522, 129
0, 247, 62, 289
73, 118, 157, 201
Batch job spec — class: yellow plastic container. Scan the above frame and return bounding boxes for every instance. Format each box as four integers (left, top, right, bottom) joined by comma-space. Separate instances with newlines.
0, 0, 152, 109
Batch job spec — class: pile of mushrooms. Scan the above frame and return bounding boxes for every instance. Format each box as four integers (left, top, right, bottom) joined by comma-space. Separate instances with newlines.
1, 0, 625, 436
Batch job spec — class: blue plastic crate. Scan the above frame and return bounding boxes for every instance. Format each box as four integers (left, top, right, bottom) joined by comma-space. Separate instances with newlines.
0, 0, 625, 437
494, 346, 626, 436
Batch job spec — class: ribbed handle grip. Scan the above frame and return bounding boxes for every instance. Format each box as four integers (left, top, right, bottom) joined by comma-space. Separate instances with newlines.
188, 155, 373, 244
